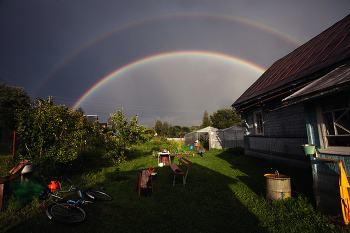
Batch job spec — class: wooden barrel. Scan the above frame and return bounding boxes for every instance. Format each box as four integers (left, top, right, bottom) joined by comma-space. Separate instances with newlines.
265, 174, 291, 201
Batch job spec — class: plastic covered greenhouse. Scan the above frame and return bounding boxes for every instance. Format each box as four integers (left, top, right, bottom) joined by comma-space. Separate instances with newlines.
184, 126, 243, 150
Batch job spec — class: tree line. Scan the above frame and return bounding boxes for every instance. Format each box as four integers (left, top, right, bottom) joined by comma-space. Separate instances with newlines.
0, 82, 241, 178
153, 109, 241, 137
200, 109, 241, 129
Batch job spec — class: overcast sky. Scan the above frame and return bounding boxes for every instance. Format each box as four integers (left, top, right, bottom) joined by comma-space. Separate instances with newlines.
1, 1, 349, 127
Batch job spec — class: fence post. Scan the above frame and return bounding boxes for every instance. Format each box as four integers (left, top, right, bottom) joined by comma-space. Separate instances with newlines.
12, 131, 16, 158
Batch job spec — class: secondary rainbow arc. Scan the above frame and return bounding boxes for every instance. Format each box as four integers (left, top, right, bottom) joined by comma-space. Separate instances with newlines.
38, 12, 302, 91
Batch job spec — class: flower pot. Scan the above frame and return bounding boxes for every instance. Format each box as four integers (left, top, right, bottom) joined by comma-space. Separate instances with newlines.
301, 144, 315, 155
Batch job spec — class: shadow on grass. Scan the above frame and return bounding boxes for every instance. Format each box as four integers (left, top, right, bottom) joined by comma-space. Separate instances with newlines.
217, 149, 315, 206
5, 157, 269, 233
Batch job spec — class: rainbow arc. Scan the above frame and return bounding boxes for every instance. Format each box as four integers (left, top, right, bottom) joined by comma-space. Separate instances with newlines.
72, 50, 266, 110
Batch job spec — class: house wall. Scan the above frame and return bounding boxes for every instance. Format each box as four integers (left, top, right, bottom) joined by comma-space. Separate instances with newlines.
304, 100, 348, 216
242, 102, 308, 162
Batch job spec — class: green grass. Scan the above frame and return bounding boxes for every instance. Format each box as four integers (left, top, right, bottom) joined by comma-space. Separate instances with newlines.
0, 147, 340, 232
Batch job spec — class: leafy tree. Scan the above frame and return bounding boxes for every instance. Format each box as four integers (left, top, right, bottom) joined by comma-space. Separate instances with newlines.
143, 126, 155, 135
15, 99, 89, 178
210, 109, 241, 129
139, 126, 154, 142
168, 125, 181, 137
191, 126, 200, 131
179, 126, 191, 137
109, 108, 141, 164
200, 110, 212, 128
163, 122, 169, 136
0, 83, 30, 141
154, 120, 163, 136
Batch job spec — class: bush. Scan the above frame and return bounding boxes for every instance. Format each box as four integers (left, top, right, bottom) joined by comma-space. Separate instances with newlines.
140, 138, 191, 155
15, 99, 90, 179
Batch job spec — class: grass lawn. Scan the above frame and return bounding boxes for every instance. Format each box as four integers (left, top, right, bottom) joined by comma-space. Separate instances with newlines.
0, 147, 340, 232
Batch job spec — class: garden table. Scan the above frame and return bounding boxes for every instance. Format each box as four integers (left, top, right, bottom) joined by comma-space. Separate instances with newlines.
157, 151, 171, 166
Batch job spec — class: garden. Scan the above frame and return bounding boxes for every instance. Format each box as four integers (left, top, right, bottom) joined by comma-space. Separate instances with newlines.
0, 99, 345, 232
0, 139, 341, 233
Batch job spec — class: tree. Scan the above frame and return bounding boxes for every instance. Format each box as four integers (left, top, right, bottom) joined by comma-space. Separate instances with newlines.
210, 109, 241, 129
179, 126, 191, 137
168, 125, 181, 137
163, 122, 169, 136
191, 126, 200, 131
15, 99, 89, 177
0, 83, 31, 141
109, 108, 141, 162
200, 110, 212, 129
154, 120, 163, 136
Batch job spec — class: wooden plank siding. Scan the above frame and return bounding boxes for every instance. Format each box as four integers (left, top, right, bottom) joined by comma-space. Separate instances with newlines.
242, 102, 309, 163
305, 99, 349, 216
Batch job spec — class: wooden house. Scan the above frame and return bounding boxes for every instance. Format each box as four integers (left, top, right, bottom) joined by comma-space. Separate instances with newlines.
232, 14, 350, 216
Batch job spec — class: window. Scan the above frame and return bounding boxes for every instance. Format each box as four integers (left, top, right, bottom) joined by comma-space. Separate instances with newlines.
321, 95, 350, 147
254, 111, 264, 135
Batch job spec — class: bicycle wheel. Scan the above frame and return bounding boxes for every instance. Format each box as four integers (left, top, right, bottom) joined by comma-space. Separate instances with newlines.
46, 202, 87, 224
84, 189, 112, 201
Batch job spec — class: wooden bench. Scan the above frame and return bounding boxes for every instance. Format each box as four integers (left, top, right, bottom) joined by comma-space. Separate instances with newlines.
169, 156, 192, 186
0, 160, 28, 211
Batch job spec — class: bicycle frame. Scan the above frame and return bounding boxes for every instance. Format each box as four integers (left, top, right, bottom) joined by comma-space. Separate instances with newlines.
46, 182, 93, 207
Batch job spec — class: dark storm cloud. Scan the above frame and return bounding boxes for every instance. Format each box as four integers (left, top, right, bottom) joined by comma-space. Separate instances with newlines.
1, 0, 349, 126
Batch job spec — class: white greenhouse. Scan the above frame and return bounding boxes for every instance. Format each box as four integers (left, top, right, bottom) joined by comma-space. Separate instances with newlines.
184, 126, 244, 150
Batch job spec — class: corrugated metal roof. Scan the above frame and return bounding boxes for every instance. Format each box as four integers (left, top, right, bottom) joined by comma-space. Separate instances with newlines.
233, 14, 350, 108
282, 62, 350, 103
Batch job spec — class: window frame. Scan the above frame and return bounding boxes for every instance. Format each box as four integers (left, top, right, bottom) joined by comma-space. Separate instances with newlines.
253, 111, 264, 136
317, 95, 350, 149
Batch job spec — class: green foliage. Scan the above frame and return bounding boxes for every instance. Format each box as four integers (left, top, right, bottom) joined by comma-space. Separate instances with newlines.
200, 110, 212, 128
181, 126, 191, 135
168, 125, 181, 137
154, 120, 195, 138
15, 99, 89, 178
0, 82, 30, 129
141, 138, 191, 154
109, 108, 142, 165
199, 135, 209, 149
154, 120, 163, 136
210, 108, 241, 129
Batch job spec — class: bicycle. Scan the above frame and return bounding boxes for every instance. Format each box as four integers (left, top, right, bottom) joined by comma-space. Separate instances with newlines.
39, 179, 112, 224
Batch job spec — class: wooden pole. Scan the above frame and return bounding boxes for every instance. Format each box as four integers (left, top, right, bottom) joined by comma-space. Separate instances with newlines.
12, 131, 15, 158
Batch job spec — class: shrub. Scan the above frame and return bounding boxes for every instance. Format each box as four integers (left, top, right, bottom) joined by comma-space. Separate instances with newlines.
15, 99, 89, 178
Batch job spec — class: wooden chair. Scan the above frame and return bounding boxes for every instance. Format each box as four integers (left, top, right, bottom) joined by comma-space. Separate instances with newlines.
134, 170, 153, 196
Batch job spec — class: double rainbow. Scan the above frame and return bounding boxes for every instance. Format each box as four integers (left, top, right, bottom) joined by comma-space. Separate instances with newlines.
38, 12, 302, 91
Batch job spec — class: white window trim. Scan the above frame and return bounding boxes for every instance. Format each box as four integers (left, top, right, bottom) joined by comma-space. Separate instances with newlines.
253, 111, 264, 136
